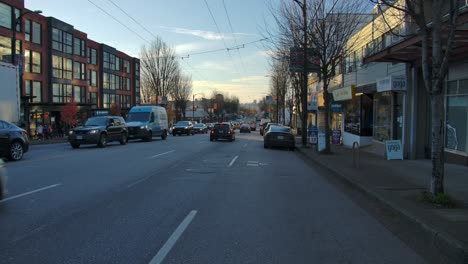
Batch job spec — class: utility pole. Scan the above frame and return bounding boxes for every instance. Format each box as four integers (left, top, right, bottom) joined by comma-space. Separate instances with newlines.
293, 0, 308, 147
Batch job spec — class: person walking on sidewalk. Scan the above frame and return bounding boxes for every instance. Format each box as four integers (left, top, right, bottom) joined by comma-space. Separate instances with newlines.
37, 124, 44, 141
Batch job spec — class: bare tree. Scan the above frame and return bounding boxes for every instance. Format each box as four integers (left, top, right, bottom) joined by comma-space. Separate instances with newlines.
140, 37, 179, 104
140, 73, 153, 104
269, 53, 290, 124
265, 0, 368, 145
369, 0, 462, 196
170, 72, 192, 121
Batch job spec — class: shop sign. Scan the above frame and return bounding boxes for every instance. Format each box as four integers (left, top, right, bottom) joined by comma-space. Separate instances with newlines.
332, 85, 355, 101
308, 125, 318, 144
377, 76, 406, 92
317, 133, 326, 152
332, 130, 341, 145
308, 94, 318, 111
94, 110, 109, 116
330, 101, 343, 112
385, 140, 404, 160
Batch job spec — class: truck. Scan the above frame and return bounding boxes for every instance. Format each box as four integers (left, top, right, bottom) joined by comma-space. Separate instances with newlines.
0, 62, 20, 124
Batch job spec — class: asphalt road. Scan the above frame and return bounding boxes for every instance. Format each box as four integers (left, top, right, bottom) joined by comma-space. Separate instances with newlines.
0, 130, 425, 264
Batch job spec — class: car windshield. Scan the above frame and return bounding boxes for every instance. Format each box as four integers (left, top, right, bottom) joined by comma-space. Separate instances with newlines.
270, 126, 291, 133
176, 121, 190, 126
194, 124, 204, 128
85, 117, 108, 126
127, 112, 150, 122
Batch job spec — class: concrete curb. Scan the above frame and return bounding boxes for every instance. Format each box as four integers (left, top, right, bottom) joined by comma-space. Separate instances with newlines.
296, 146, 468, 264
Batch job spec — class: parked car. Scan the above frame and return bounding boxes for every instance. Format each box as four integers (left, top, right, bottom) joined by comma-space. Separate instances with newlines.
210, 122, 235, 142
126, 106, 168, 141
259, 121, 273, 136
249, 122, 257, 131
0, 120, 29, 161
172, 121, 194, 136
0, 158, 7, 200
263, 123, 280, 135
239, 124, 251, 133
263, 125, 295, 150
194, 123, 208, 134
68, 116, 128, 148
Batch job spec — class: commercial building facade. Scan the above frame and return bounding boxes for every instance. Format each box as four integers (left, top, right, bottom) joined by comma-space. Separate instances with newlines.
0, 0, 140, 134
309, 0, 468, 166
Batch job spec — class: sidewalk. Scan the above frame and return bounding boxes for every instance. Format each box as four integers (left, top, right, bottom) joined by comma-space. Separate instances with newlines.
295, 138, 468, 263
29, 137, 68, 145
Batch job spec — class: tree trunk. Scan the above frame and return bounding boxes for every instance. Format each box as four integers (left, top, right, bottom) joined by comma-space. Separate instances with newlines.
323, 72, 332, 153
430, 89, 445, 195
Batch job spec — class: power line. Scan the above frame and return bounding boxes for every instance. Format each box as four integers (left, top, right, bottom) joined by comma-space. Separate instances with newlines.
87, 0, 151, 44
106, 0, 158, 40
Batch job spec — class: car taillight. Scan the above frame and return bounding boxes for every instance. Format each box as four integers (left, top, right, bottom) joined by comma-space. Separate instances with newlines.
211, 130, 215, 134
228, 130, 231, 134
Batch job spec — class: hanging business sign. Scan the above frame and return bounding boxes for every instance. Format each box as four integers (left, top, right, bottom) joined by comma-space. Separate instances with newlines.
330, 101, 343, 112
289, 47, 320, 73
332, 85, 355, 101
307, 94, 318, 111
377, 76, 406, 92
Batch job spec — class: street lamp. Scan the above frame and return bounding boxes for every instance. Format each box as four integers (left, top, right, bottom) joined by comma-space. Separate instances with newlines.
192, 93, 203, 122
11, 10, 42, 65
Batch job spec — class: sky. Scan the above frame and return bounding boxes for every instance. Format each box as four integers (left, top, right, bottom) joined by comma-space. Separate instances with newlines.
24, 0, 281, 103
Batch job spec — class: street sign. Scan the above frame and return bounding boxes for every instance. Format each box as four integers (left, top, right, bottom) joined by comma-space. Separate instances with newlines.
289, 47, 320, 73
385, 140, 404, 160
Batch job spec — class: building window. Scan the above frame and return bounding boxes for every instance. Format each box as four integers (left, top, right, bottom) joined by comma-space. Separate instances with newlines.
135, 62, 140, 76
123, 60, 130, 73
103, 93, 116, 108
25, 20, 41, 45
88, 70, 97, 86
373, 92, 392, 141
103, 52, 110, 69
52, 28, 72, 53
89, 92, 98, 105
116, 75, 121, 90
136, 79, 140, 93
52, 83, 73, 103
52, 55, 72, 80
127, 78, 131, 91
344, 94, 373, 136
52, 55, 63, 78
103, 72, 110, 89
110, 74, 116, 90
74, 37, 86, 57
88, 47, 97, 65
103, 52, 117, 70
52, 28, 62, 52
116, 57, 121, 71
74, 61, 85, 80
73, 86, 86, 103
446, 80, 468, 153
0, 3, 12, 29
0, 36, 20, 60
25, 50, 41, 73
25, 80, 42, 103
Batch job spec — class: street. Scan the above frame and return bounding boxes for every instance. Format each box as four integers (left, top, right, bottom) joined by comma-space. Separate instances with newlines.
0, 131, 425, 264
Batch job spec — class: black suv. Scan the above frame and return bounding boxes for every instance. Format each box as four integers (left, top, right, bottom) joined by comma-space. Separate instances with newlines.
68, 116, 128, 148
172, 121, 194, 136
210, 123, 235, 142
0, 120, 29, 161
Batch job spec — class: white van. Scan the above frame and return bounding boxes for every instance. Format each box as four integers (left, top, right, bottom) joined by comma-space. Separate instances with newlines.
126, 106, 168, 141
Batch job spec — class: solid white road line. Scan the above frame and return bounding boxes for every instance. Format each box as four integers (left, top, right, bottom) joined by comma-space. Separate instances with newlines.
228, 155, 238, 167
150, 150, 175, 159
148, 210, 198, 264
0, 183, 61, 203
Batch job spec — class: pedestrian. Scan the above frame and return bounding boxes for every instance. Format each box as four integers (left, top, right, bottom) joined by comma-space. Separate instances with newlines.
37, 124, 44, 141
48, 125, 53, 138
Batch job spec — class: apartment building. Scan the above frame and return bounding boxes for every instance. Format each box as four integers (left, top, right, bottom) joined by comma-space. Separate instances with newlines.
0, 0, 140, 134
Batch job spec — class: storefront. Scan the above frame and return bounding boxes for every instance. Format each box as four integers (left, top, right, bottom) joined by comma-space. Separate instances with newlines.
445, 78, 468, 162
372, 76, 406, 155
333, 85, 374, 148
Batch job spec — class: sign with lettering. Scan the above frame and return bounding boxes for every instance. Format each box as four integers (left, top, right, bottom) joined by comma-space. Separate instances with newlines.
385, 140, 403, 160
330, 101, 343, 112
332, 85, 355, 101
377, 76, 406, 92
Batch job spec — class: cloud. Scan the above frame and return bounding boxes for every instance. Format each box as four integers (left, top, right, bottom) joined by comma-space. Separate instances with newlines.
174, 43, 203, 55
159, 26, 255, 41
230, 75, 266, 83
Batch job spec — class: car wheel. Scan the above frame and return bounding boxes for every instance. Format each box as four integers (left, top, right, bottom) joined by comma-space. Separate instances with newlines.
161, 130, 167, 140
120, 133, 127, 145
71, 143, 80, 149
98, 134, 107, 148
9, 141, 24, 161
146, 131, 153, 142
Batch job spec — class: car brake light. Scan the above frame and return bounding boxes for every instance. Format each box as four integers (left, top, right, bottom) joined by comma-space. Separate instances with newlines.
228, 130, 231, 134
211, 130, 215, 134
